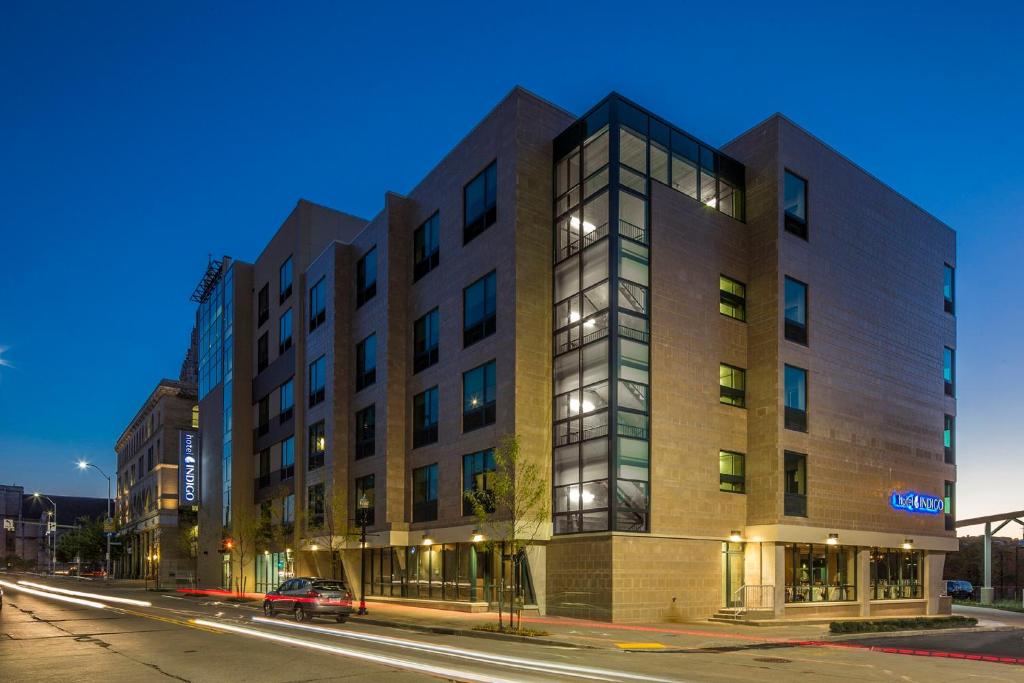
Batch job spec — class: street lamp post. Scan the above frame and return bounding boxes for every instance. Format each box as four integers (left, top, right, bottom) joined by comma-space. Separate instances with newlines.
356, 493, 370, 615
78, 460, 113, 579
33, 493, 57, 573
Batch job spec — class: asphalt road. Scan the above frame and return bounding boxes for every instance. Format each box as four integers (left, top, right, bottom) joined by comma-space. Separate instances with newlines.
1, 575, 1020, 682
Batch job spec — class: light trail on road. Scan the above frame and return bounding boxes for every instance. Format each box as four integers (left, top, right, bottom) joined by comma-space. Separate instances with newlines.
250, 616, 680, 682
193, 619, 521, 683
0, 578, 106, 609
16, 580, 152, 607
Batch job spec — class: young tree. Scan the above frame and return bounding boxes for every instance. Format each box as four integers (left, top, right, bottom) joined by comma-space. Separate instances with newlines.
464, 434, 550, 631
229, 505, 261, 596
56, 516, 105, 566
176, 509, 199, 587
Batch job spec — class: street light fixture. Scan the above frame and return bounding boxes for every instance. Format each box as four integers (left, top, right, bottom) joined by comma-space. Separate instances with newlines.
471, 529, 484, 543
33, 492, 57, 573
356, 493, 370, 615
729, 530, 743, 543
827, 533, 839, 546
76, 460, 113, 579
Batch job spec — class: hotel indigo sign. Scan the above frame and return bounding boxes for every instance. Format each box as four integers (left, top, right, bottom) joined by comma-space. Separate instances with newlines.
179, 430, 200, 507
890, 490, 944, 515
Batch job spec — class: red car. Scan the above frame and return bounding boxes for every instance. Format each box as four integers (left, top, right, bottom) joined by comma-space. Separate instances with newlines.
263, 577, 353, 623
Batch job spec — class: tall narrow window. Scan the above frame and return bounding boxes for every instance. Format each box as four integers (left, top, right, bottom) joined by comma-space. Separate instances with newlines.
944, 264, 955, 314
279, 309, 293, 354
784, 276, 808, 345
357, 247, 377, 307
463, 361, 496, 432
944, 414, 955, 465
257, 333, 269, 372
355, 405, 375, 459
413, 308, 439, 373
784, 451, 807, 517
719, 275, 746, 321
356, 334, 377, 391
309, 277, 326, 332
784, 365, 808, 432
258, 448, 270, 487
784, 170, 808, 239
257, 396, 269, 436
282, 494, 295, 524
413, 387, 439, 448
279, 256, 293, 302
280, 436, 294, 479
258, 284, 269, 327
414, 213, 440, 281
308, 420, 325, 470
719, 364, 746, 408
307, 483, 325, 528
944, 481, 955, 530
355, 474, 375, 526
412, 464, 438, 522
308, 355, 326, 406
719, 450, 745, 493
464, 161, 497, 243
944, 346, 955, 396
464, 271, 497, 346
279, 378, 294, 423
463, 448, 496, 515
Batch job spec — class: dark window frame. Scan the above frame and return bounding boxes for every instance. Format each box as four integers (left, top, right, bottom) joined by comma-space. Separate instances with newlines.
308, 482, 325, 528
279, 255, 293, 303
719, 363, 746, 408
414, 212, 440, 281
944, 414, 955, 465
463, 271, 497, 347
355, 404, 376, 460
257, 284, 269, 327
356, 334, 377, 391
356, 247, 377, 308
462, 360, 496, 432
784, 364, 808, 432
719, 450, 745, 494
784, 450, 807, 517
257, 332, 269, 373
719, 274, 746, 322
355, 474, 375, 527
280, 436, 295, 480
309, 277, 326, 332
944, 346, 955, 397
413, 308, 440, 373
412, 463, 438, 522
783, 169, 808, 240
784, 276, 809, 345
463, 160, 498, 244
944, 263, 955, 315
278, 308, 293, 354
308, 420, 326, 470
278, 378, 294, 424
462, 448, 496, 516
308, 355, 326, 407
413, 387, 439, 448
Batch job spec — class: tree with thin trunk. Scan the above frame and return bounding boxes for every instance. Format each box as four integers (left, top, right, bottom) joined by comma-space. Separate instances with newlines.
464, 434, 550, 631
229, 505, 261, 596
302, 482, 357, 581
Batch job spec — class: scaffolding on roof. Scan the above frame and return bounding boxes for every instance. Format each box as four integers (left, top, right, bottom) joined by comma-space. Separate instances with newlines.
190, 256, 226, 303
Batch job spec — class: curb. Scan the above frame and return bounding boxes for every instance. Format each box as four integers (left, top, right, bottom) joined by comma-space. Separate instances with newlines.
352, 616, 587, 649
825, 625, 1020, 642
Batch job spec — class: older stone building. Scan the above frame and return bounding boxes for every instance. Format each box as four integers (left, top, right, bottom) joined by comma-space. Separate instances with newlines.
191, 87, 956, 622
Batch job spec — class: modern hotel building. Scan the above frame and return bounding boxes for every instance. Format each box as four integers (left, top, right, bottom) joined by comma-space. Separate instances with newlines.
190, 87, 957, 622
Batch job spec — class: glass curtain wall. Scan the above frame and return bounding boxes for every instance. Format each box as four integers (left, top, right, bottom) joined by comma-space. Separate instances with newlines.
551, 97, 745, 535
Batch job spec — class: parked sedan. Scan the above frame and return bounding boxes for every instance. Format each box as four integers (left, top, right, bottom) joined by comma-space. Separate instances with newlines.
263, 577, 353, 623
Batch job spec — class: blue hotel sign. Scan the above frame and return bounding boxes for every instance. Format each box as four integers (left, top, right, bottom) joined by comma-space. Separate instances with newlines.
179, 430, 200, 507
890, 490, 944, 515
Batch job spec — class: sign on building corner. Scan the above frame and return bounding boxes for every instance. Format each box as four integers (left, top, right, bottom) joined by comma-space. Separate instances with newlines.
179, 430, 201, 507
890, 490, 944, 515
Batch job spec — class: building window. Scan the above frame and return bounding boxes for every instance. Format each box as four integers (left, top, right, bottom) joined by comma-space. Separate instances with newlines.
257, 332, 269, 372
464, 161, 497, 243
356, 334, 377, 391
413, 387, 439, 448
191, 405, 199, 429
463, 271, 496, 347
719, 364, 746, 408
355, 405, 375, 459
279, 309, 293, 354
945, 481, 955, 531
258, 448, 270, 487
413, 308, 439, 373
870, 548, 923, 599
258, 284, 269, 327
257, 396, 269, 436
785, 543, 857, 602
308, 355, 326, 407
944, 263, 955, 314
281, 436, 294, 480
307, 483, 325, 528
414, 212, 440, 281
719, 275, 746, 321
280, 256, 293, 302
309, 277, 326, 332
412, 464, 438, 522
784, 170, 808, 239
944, 414, 955, 465
463, 448, 496, 515
279, 379, 294, 423
784, 451, 807, 517
282, 493, 294, 524
355, 474, 375, 527
784, 365, 808, 432
944, 346, 955, 396
463, 361, 496, 432
357, 247, 377, 307
784, 276, 808, 345
719, 450, 745, 493
308, 420, 325, 470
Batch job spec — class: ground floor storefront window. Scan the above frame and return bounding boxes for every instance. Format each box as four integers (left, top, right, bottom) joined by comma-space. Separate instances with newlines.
870, 548, 922, 599
255, 551, 294, 593
784, 543, 857, 602
361, 543, 535, 606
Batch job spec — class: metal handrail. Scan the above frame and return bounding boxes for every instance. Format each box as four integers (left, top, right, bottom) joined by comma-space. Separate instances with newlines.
731, 584, 775, 615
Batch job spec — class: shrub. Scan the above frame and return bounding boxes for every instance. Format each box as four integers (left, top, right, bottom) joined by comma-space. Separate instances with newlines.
829, 616, 976, 634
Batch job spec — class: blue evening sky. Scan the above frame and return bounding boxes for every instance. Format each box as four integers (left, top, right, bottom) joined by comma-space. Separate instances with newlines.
1, 3, 1020, 532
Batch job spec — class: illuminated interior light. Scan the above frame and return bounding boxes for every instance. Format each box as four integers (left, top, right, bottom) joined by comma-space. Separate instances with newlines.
728, 531, 742, 543
827, 533, 839, 546
704, 197, 717, 208
581, 400, 595, 412
568, 216, 597, 234
583, 318, 595, 328
0, 579, 106, 609
569, 311, 581, 323
17, 580, 152, 607
567, 488, 595, 505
